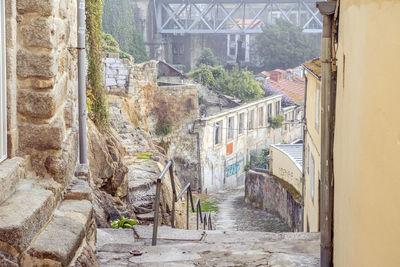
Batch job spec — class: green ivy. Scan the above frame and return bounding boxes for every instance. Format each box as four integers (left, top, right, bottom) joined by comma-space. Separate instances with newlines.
102, 0, 148, 63
111, 216, 138, 229
86, 0, 108, 127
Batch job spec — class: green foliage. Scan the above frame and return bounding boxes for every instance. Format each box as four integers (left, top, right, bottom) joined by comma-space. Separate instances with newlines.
102, 33, 131, 58
255, 19, 319, 70
198, 96, 206, 105
196, 48, 218, 67
111, 216, 138, 229
268, 115, 285, 129
134, 152, 152, 160
189, 65, 264, 102
250, 150, 269, 170
155, 119, 173, 136
102, 0, 148, 62
192, 198, 219, 213
86, 0, 108, 127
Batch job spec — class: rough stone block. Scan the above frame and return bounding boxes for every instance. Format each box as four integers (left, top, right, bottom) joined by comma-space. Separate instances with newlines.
0, 157, 25, 204
64, 179, 92, 201
17, 50, 57, 78
21, 17, 54, 48
18, 119, 65, 151
18, 90, 57, 119
117, 79, 126, 86
105, 68, 117, 75
57, 200, 93, 229
105, 78, 117, 86
16, 0, 54, 16
23, 215, 85, 266
34, 79, 54, 89
0, 185, 55, 252
104, 58, 116, 64
118, 69, 129, 76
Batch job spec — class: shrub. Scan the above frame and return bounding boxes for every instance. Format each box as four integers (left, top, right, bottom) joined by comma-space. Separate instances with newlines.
196, 48, 218, 67
111, 216, 138, 229
155, 119, 172, 136
268, 115, 285, 129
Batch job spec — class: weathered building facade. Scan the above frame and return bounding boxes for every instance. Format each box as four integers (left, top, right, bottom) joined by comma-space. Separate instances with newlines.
0, 0, 97, 265
302, 58, 321, 232
198, 95, 303, 193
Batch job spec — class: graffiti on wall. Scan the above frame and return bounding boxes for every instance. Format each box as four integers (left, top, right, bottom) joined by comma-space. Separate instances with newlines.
225, 155, 244, 177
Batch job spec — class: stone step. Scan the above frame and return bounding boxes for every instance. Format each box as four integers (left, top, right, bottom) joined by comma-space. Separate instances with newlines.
0, 157, 25, 205
21, 199, 94, 266
137, 212, 154, 221
0, 180, 56, 256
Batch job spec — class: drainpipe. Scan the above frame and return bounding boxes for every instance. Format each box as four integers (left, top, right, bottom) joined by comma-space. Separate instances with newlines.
300, 73, 308, 232
189, 120, 203, 192
77, 0, 87, 164
316, 1, 337, 267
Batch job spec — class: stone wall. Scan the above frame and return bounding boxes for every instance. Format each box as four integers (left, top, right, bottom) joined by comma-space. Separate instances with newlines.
245, 170, 302, 231
154, 84, 200, 189
0, 0, 98, 265
104, 53, 134, 94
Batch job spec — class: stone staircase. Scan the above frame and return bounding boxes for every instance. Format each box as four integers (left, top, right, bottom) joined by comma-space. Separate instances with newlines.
0, 158, 96, 266
96, 225, 321, 266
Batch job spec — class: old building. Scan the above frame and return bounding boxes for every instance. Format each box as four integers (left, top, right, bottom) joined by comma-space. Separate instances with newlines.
0, 0, 97, 265
197, 94, 303, 193
325, 1, 400, 266
302, 57, 321, 232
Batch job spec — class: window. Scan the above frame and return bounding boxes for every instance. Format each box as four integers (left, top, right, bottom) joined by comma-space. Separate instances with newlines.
238, 112, 245, 135
275, 101, 281, 115
267, 103, 272, 124
0, 3, 6, 163
310, 154, 315, 200
258, 107, 264, 127
248, 110, 255, 130
315, 86, 320, 132
214, 120, 223, 145
227, 116, 234, 140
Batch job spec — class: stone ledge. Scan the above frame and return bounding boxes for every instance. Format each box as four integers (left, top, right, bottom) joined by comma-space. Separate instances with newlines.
0, 157, 25, 204
0, 182, 55, 253
22, 215, 85, 267
64, 179, 92, 201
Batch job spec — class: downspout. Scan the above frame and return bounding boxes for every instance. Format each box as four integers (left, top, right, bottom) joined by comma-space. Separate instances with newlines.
77, 0, 87, 164
316, 1, 337, 267
189, 119, 202, 192
300, 73, 308, 232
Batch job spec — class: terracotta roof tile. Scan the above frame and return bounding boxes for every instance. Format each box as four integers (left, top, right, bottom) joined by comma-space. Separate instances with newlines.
303, 58, 321, 79
268, 76, 305, 103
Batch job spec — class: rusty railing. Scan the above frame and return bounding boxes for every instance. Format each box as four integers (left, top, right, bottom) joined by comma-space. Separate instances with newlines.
152, 161, 213, 246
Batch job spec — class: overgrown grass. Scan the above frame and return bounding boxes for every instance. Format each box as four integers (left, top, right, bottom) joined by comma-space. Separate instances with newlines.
191, 197, 219, 213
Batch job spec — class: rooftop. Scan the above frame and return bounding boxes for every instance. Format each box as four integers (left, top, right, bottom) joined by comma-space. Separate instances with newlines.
303, 58, 321, 79
271, 144, 303, 171
268, 71, 305, 104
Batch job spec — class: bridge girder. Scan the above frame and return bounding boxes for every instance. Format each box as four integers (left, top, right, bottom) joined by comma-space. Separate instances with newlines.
154, 0, 324, 35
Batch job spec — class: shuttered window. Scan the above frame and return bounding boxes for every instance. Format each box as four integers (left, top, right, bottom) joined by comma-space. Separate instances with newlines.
0, 1, 7, 163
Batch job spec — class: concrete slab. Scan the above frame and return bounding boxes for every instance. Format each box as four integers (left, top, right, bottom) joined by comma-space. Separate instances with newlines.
97, 227, 320, 266
134, 225, 205, 241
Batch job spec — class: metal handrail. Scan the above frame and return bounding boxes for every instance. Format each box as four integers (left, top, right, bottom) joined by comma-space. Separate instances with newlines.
152, 161, 213, 246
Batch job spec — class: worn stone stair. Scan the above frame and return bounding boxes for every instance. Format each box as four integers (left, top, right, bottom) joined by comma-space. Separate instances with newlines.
96, 226, 321, 266
0, 171, 96, 266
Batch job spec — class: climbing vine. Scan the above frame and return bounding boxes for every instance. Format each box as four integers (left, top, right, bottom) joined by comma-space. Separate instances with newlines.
86, 0, 108, 127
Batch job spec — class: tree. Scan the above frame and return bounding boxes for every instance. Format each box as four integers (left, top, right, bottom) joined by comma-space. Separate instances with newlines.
255, 19, 319, 70
189, 65, 264, 102
196, 48, 218, 67
102, 0, 148, 62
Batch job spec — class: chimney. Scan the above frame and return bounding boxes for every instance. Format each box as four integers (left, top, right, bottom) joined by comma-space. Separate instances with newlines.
270, 70, 280, 82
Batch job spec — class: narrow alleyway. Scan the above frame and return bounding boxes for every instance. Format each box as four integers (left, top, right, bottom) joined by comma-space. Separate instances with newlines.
215, 188, 290, 232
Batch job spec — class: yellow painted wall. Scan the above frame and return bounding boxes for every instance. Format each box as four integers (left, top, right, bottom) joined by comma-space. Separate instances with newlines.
334, 1, 400, 266
303, 72, 321, 232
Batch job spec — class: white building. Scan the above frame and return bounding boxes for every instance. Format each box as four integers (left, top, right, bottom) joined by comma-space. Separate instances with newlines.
198, 95, 303, 193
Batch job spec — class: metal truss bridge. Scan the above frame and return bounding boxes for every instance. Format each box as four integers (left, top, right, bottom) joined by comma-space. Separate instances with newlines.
154, 0, 324, 35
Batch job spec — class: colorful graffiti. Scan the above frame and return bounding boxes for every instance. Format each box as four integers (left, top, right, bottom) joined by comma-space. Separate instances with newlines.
226, 159, 244, 177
